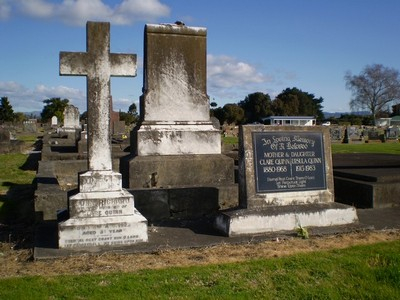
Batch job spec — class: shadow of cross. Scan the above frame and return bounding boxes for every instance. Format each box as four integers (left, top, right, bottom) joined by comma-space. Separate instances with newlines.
59, 21, 137, 171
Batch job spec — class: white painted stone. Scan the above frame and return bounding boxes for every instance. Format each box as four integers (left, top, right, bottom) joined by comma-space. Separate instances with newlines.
58, 213, 148, 248
63, 105, 80, 130
51, 116, 58, 127
214, 204, 358, 237
79, 170, 122, 193
69, 190, 135, 218
136, 124, 221, 155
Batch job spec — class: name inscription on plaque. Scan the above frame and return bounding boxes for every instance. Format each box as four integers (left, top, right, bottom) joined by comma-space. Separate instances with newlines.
253, 131, 326, 193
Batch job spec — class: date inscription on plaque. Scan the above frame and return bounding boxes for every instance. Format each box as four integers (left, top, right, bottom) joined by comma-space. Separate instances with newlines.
253, 131, 326, 193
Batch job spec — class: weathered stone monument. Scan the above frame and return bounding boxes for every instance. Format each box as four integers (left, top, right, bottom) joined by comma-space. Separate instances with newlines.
62, 105, 80, 131
129, 23, 234, 189
51, 116, 58, 128
125, 23, 235, 219
58, 21, 148, 248
215, 125, 358, 236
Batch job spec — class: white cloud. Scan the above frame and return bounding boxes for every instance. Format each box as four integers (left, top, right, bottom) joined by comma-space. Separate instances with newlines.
207, 54, 273, 102
0, 0, 11, 20
16, 0, 54, 18
12, 0, 170, 26
0, 81, 85, 112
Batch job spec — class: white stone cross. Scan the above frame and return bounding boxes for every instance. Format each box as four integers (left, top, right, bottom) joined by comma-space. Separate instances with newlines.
60, 21, 136, 171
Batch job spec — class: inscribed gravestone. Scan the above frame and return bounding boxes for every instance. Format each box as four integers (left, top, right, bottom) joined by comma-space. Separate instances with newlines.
23, 119, 37, 133
63, 105, 80, 130
134, 23, 220, 156
58, 21, 147, 248
128, 23, 234, 189
51, 116, 58, 127
215, 125, 358, 236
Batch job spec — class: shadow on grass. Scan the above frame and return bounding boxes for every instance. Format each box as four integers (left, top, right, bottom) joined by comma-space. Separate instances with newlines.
0, 139, 41, 250
0, 182, 35, 249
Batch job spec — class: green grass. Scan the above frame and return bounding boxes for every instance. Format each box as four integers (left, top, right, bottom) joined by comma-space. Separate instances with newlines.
222, 135, 400, 155
222, 136, 239, 145
0, 153, 36, 194
16, 134, 39, 143
0, 240, 399, 299
331, 142, 400, 155
0, 153, 36, 223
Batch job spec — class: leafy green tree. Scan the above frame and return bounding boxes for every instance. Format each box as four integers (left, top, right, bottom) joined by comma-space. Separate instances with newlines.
273, 88, 324, 121
41, 98, 69, 123
211, 107, 225, 125
239, 92, 272, 123
345, 64, 400, 122
0, 97, 15, 122
13, 112, 27, 122
223, 103, 244, 125
120, 103, 139, 125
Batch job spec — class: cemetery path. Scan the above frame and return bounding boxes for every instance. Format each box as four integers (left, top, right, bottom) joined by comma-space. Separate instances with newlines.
1, 229, 399, 278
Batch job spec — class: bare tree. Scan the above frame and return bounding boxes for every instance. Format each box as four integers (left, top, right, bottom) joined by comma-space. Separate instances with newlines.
345, 64, 400, 121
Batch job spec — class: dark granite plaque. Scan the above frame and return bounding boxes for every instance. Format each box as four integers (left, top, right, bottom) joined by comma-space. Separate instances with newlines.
253, 131, 326, 193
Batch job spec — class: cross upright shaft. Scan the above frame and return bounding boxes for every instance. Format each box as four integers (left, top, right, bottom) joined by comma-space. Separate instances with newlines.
60, 21, 137, 171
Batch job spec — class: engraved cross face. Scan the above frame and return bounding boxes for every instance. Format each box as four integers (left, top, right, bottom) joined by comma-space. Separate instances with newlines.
59, 22, 137, 171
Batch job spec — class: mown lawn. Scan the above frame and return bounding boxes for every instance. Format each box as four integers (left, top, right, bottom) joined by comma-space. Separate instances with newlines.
0, 240, 399, 299
331, 142, 400, 155
0, 153, 36, 223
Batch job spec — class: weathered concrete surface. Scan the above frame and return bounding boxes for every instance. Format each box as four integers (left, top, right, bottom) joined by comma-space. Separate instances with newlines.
214, 203, 358, 237
333, 153, 400, 208
34, 206, 400, 259
128, 154, 234, 188
133, 23, 220, 156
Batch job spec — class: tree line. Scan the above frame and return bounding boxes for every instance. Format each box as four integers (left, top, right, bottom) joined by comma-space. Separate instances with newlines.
211, 87, 324, 125
2, 64, 400, 125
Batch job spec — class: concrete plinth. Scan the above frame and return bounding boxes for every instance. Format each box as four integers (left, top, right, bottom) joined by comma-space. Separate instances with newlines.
128, 154, 235, 189
58, 213, 148, 248
58, 188, 148, 248
214, 203, 358, 237
133, 123, 221, 156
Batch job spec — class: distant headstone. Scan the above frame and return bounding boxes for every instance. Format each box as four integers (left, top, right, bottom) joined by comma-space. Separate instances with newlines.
386, 126, 399, 140
51, 116, 58, 128
0, 127, 11, 141
63, 105, 80, 130
58, 21, 147, 248
346, 126, 363, 143
367, 128, 381, 141
215, 125, 358, 236
329, 126, 344, 143
23, 119, 37, 133
112, 120, 125, 136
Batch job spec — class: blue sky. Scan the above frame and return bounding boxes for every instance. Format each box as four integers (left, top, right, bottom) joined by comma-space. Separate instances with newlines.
1, 0, 400, 114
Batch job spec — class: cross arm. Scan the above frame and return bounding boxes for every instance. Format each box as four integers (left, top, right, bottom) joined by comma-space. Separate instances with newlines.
110, 53, 137, 77
60, 51, 90, 76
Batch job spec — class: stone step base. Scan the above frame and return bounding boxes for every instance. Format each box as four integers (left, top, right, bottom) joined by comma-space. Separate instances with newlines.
58, 212, 148, 248
214, 203, 358, 237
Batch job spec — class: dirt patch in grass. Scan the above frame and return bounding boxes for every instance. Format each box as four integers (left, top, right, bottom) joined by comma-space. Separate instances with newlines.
1, 229, 399, 278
